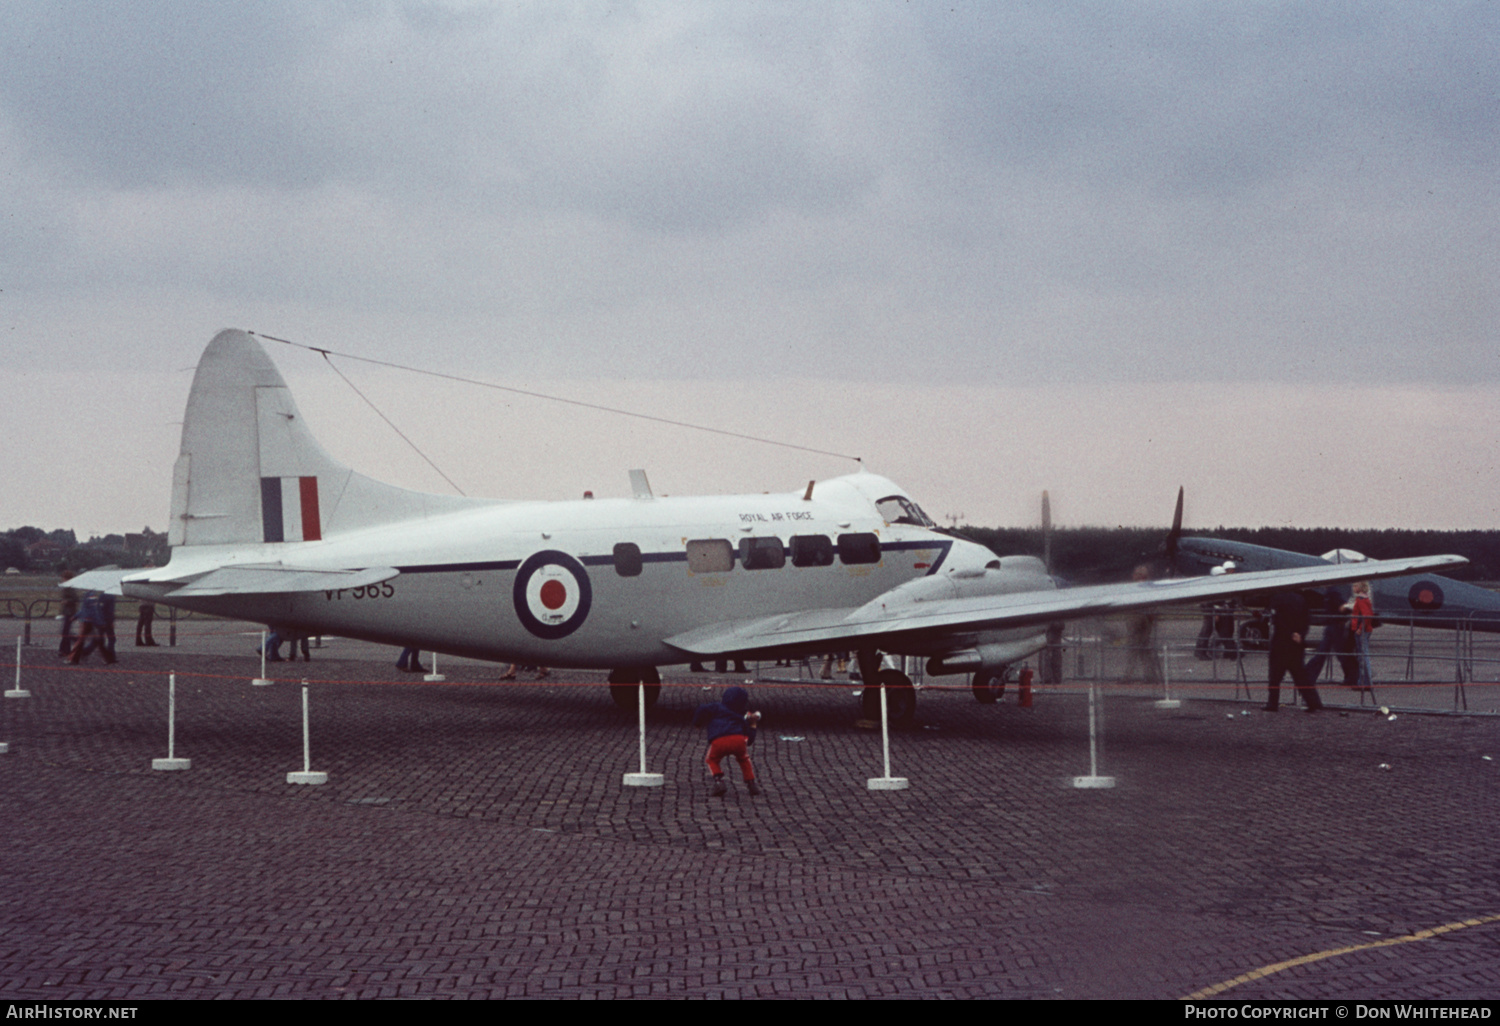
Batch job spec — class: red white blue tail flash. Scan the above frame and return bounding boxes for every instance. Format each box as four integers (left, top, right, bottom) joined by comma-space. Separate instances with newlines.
260, 476, 322, 542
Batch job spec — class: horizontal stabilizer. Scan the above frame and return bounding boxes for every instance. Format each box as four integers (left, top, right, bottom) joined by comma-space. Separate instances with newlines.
58, 566, 130, 596
164, 564, 400, 597
665, 554, 1468, 657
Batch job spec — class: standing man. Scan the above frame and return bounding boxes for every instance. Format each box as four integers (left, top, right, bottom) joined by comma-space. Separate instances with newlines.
99, 591, 118, 663
58, 570, 79, 657
1122, 564, 1163, 685
135, 562, 158, 646
1264, 590, 1323, 713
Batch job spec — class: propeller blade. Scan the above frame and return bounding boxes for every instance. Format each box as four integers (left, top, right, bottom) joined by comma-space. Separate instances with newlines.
1163, 486, 1184, 566
1041, 490, 1052, 574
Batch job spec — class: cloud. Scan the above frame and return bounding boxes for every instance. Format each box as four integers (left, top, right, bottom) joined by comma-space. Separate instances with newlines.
0, 1, 1491, 396
0, 1, 318, 188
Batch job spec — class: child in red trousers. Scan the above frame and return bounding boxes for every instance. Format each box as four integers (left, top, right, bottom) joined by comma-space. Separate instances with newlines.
692, 685, 762, 796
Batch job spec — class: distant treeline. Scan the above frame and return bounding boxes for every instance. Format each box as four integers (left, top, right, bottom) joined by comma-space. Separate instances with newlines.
954, 526, 1500, 585
1, 526, 170, 574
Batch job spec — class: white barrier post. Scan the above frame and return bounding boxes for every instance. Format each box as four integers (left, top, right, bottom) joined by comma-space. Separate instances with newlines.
0, 642, 9, 750
286, 682, 327, 784
423, 652, 445, 683
1073, 682, 1116, 789
152, 672, 191, 771
1154, 644, 1180, 709
7, 637, 30, 699
623, 682, 664, 787
252, 630, 273, 686
867, 682, 909, 791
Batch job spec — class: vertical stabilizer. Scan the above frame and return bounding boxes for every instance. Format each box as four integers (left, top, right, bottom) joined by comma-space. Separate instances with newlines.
169, 329, 488, 547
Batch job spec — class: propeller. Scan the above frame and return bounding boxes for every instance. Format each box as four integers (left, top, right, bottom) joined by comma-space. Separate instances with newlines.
1041, 489, 1053, 575
1161, 485, 1184, 571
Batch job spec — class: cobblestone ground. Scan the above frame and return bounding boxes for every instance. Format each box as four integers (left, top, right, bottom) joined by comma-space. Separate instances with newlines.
2, 650, 1499, 999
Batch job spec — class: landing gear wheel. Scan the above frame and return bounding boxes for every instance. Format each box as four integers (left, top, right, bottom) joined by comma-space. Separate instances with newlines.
861, 669, 917, 725
972, 667, 1008, 704
641, 665, 661, 707
1238, 619, 1269, 652
608, 667, 661, 711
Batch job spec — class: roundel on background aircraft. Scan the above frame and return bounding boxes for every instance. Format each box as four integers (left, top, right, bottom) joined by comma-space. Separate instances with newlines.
513, 551, 592, 639
1408, 580, 1445, 611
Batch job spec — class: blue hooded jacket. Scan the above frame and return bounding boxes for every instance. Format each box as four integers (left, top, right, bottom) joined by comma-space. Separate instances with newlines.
692, 686, 757, 745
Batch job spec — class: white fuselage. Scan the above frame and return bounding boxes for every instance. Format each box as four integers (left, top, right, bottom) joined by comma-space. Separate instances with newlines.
134, 473, 1014, 668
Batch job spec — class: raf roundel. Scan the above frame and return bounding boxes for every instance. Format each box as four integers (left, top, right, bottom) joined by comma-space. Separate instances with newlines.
1408, 580, 1445, 612
513, 551, 593, 639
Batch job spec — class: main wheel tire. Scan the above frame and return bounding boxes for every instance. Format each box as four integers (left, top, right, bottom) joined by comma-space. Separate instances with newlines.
609, 667, 660, 710
861, 669, 917, 725
972, 667, 1007, 704
1238, 620, 1269, 652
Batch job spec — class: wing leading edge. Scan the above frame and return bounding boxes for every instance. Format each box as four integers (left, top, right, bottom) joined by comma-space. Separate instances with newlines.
664, 554, 1468, 658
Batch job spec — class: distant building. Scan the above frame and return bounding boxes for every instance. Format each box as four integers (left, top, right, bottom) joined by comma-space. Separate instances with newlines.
25, 539, 63, 561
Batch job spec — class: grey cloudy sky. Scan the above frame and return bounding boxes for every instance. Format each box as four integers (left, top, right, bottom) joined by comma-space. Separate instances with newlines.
1, 2, 1496, 536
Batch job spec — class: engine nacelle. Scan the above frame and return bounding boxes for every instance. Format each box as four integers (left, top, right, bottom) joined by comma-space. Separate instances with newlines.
856, 554, 1055, 614
926, 636, 1049, 677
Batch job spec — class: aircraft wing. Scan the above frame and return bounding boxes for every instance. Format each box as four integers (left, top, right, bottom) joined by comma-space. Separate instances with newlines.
124, 564, 400, 598
664, 554, 1468, 657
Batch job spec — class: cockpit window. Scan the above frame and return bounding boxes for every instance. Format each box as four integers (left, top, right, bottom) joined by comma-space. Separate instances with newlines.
876, 495, 935, 528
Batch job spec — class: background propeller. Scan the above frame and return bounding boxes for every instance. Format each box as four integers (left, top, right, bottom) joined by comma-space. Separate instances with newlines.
1161, 485, 1184, 572
1042, 489, 1052, 575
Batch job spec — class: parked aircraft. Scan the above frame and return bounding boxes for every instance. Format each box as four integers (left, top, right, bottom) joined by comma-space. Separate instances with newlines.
1163, 488, 1500, 634
80, 331, 1466, 721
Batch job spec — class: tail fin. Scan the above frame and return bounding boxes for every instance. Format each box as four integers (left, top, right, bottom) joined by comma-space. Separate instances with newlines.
169, 329, 488, 547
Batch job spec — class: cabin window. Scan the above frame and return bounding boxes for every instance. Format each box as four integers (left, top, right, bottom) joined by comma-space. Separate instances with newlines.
790, 534, 834, 568
613, 542, 643, 577
739, 536, 785, 570
686, 538, 734, 573
837, 532, 881, 565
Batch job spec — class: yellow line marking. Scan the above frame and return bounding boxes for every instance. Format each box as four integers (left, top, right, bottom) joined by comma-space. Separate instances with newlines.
1183, 914, 1500, 1000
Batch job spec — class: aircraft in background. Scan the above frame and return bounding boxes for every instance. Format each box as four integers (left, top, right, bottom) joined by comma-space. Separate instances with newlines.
1163, 487, 1500, 633
67, 331, 1467, 722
